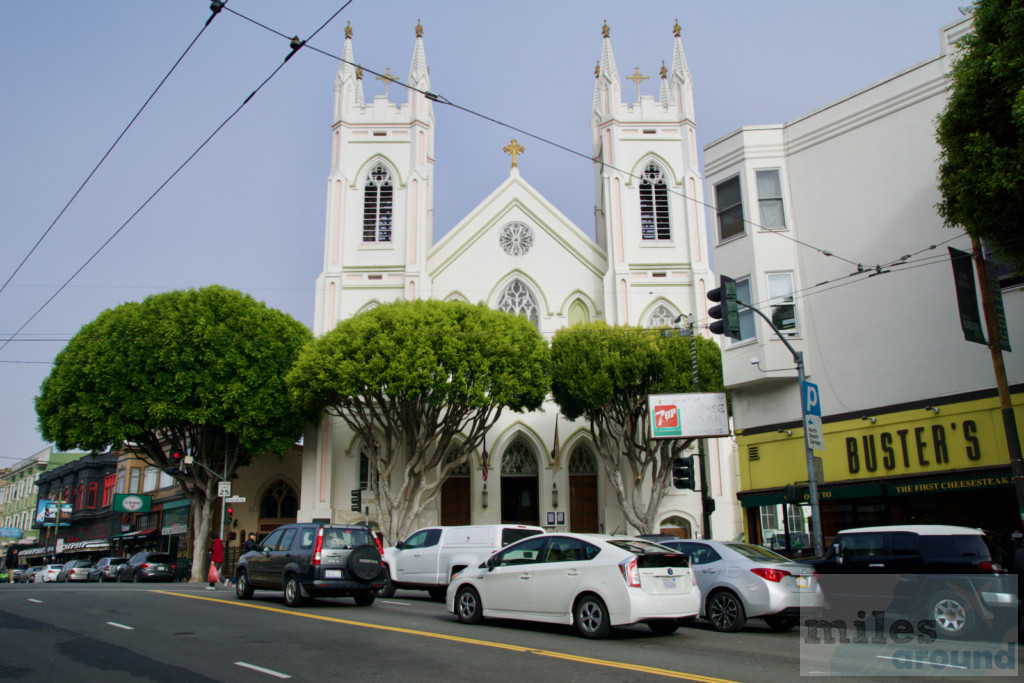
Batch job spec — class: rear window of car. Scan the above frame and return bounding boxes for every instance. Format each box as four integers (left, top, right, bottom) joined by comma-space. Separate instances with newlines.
724, 543, 792, 563
502, 528, 543, 546
322, 527, 371, 548
951, 534, 993, 559
147, 554, 173, 563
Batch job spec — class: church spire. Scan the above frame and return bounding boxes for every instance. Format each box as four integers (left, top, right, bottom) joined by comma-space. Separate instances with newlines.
658, 60, 670, 108
333, 22, 359, 118
592, 20, 621, 118
408, 19, 430, 93
670, 19, 692, 87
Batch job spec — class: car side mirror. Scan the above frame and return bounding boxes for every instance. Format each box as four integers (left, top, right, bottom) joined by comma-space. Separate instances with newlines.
262, 547, 271, 556
396, 541, 406, 550
486, 556, 497, 571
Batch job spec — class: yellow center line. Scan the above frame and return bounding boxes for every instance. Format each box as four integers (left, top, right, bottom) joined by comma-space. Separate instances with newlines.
153, 590, 740, 683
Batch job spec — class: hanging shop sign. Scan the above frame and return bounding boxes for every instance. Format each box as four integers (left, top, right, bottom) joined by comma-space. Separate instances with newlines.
649, 393, 730, 439
113, 494, 151, 513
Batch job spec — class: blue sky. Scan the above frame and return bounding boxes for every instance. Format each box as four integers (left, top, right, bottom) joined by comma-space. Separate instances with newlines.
0, 1, 970, 464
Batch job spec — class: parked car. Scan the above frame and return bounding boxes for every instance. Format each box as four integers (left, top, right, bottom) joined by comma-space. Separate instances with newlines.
19, 566, 44, 583
447, 533, 700, 639
89, 557, 128, 582
40, 564, 64, 582
381, 524, 545, 599
805, 524, 1017, 639
235, 523, 385, 607
117, 552, 175, 583
56, 559, 93, 582
10, 565, 27, 582
172, 557, 192, 582
640, 536, 823, 632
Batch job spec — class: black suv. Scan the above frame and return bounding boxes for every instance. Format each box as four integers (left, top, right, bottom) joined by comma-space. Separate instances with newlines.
805, 524, 1017, 639
117, 552, 175, 582
235, 523, 385, 607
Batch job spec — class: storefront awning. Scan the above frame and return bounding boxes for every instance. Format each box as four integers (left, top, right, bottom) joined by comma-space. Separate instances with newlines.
109, 528, 157, 540
19, 547, 47, 558
61, 540, 110, 553
739, 482, 885, 507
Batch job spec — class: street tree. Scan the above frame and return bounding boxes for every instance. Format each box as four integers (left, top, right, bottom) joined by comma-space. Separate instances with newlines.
286, 299, 549, 543
36, 286, 311, 582
550, 322, 724, 534
936, 0, 1024, 270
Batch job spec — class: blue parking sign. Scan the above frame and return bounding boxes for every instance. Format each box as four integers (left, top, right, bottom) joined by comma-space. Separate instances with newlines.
802, 381, 824, 450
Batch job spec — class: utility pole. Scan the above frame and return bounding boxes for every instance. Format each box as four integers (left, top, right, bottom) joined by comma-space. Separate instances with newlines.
972, 238, 1024, 530
684, 315, 714, 539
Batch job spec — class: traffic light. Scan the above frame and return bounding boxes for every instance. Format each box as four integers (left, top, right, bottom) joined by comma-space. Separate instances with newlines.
707, 275, 742, 340
672, 456, 695, 490
225, 507, 233, 527
350, 489, 361, 512
166, 451, 182, 474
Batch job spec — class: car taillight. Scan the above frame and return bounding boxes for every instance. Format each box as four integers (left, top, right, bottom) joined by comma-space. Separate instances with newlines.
978, 561, 1004, 573
312, 527, 324, 566
141, 563, 151, 569
373, 534, 384, 556
751, 567, 791, 583
619, 557, 641, 587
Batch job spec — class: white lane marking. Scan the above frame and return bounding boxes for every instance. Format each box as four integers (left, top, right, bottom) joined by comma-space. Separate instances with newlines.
107, 622, 134, 630
235, 662, 291, 679
27, 599, 42, 603
380, 600, 412, 606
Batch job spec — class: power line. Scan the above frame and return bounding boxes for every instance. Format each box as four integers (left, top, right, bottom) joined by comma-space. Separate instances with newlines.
0, 0, 227, 301
0, 2, 354, 356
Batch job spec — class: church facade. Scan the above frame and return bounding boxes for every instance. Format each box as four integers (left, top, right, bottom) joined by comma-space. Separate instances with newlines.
298, 22, 742, 542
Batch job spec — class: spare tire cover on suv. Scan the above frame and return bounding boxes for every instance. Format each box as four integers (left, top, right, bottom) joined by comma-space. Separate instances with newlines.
347, 544, 383, 581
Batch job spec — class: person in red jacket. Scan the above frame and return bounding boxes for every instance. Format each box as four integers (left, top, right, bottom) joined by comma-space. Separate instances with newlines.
208, 535, 224, 590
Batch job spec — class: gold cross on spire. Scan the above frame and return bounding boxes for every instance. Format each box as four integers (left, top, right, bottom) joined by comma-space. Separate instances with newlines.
345, 21, 352, 39
375, 67, 398, 97
627, 66, 648, 98
503, 139, 525, 168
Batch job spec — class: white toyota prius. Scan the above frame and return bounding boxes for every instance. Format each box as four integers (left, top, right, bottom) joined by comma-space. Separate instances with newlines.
446, 533, 700, 638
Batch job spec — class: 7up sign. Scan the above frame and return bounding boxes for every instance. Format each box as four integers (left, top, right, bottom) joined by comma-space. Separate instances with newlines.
649, 393, 730, 439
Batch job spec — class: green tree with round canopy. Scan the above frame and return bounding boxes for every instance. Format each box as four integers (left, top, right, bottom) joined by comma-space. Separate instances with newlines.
550, 322, 724, 535
287, 299, 550, 543
936, 0, 1024, 271
36, 285, 311, 581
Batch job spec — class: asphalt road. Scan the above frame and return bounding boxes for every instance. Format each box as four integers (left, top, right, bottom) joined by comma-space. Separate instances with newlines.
0, 581, 1017, 681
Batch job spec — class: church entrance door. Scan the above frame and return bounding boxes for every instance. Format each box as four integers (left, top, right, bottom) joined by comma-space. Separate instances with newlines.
441, 475, 471, 526
567, 445, 599, 532
499, 438, 539, 526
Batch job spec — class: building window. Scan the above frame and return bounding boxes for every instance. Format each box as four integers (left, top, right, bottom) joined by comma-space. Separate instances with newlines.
159, 470, 174, 489
103, 474, 116, 507
647, 303, 678, 329
362, 164, 393, 243
116, 468, 126, 494
760, 506, 778, 533
88, 482, 98, 508
766, 272, 797, 336
756, 169, 786, 229
715, 175, 744, 241
499, 222, 534, 256
142, 467, 157, 493
639, 163, 671, 240
359, 440, 380, 491
497, 280, 540, 328
567, 299, 590, 326
129, 468, 140, 495
734, 278, 756, 342
75, 483, 86, 510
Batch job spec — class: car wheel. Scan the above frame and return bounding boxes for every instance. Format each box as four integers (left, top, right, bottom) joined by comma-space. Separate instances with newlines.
763, 615, 798, 632
925, 591, 975, 639
283, 575, 305, 608
132, 572, 140, 583
707, 590, 746, 632
376, 570, 396, 598
455, 586, 483, 625
428, 587, 447, 602
574, 594, 611, 639
235, 570, 254, 600
353, 591, 376, 606
647, 619, 680, 635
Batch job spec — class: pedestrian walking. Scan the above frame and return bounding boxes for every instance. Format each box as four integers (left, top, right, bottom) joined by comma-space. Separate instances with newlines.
243, 532, 258, 553
208, 534, 224, 590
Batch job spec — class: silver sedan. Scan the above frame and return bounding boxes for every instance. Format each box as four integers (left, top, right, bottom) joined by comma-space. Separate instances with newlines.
648, 538, 823, 632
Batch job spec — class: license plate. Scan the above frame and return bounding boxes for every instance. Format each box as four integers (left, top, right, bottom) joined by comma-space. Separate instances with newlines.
796, 576, 809, 588
661, 577, 677, 589
325, 569, 342, 579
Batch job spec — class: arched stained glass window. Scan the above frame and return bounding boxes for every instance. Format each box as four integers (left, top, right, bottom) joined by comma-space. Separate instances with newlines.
501, 439, 538, 475
363, 164, 393, 242
568, 445, 597, 474
640, 163, 671, 240
260, 480, 298, 519
647, 304, 677, 329
498, 280, 539, 327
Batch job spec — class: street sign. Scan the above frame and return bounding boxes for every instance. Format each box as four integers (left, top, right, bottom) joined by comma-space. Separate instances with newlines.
218, 482, 231, 498
225, 496, 246, 503
802, 381, 824, 451
648, 393, 730, 439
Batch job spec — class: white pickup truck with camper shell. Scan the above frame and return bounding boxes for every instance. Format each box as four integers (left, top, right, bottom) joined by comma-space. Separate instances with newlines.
379, 524, 544, 599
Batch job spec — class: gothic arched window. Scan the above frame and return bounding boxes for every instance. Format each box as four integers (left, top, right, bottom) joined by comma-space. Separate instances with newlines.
501, 439, 538, 475
498, 280, 540, 327
647, 303, 678, 329
259, 480, 298, 519
640, 163, 671, 240
363, 164, 393, 242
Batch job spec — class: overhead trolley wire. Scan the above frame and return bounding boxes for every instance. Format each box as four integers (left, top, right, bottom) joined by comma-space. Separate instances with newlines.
0, 1, 353, 355
0, 0, 228, 301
